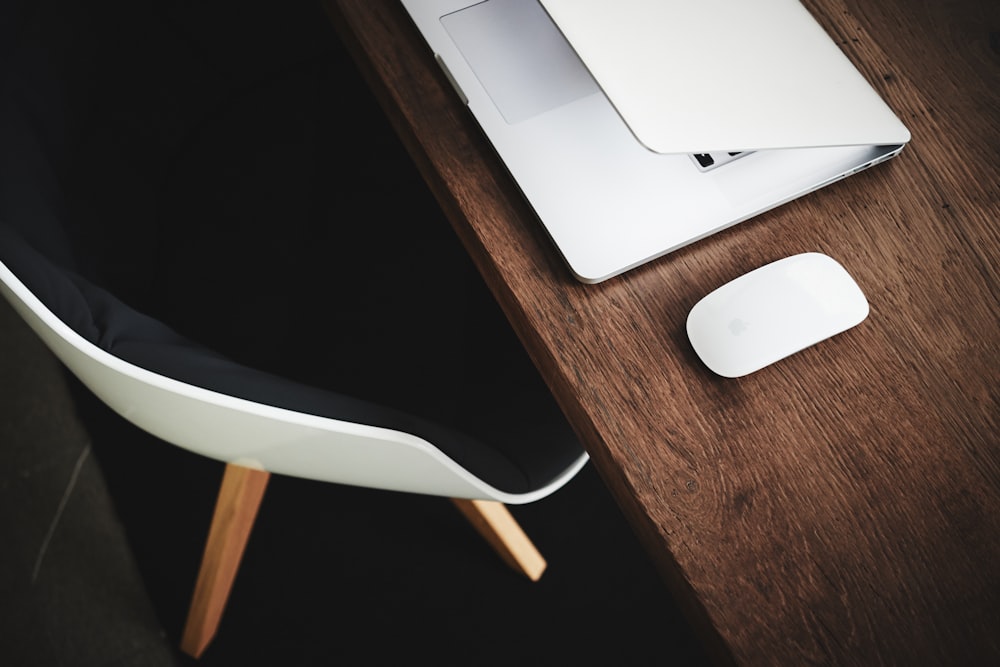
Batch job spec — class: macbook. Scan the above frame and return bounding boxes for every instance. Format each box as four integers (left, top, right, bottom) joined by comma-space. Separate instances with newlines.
400, 0, 910, 283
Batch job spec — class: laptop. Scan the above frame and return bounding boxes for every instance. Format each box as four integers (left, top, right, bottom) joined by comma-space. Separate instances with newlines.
399, 0, 911, 283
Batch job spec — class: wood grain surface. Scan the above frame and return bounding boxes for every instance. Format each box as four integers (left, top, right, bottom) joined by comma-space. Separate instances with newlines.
325, 0, 999, 664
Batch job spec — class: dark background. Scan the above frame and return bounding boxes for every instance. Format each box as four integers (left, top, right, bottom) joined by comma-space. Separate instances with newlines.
0, 1, 711, 664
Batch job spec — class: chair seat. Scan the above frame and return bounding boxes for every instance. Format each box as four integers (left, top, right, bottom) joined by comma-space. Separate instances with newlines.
0, 223, 582, 495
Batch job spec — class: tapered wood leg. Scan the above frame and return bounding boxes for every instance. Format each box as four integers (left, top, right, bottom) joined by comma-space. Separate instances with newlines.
181, 463, 270, 659
451, 498, 547, 581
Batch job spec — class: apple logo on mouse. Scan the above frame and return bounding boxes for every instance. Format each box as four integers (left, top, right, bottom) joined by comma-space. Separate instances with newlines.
728, 318, 749, 336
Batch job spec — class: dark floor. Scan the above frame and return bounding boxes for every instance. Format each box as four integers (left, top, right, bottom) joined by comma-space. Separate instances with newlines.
0, 1, 713, 665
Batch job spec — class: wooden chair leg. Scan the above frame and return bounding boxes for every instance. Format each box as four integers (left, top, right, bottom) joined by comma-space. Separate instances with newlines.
451, 498, 547, 581
181, 463, 270, 659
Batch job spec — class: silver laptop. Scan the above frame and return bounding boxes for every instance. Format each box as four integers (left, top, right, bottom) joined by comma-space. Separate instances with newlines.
400, 0, 910, 283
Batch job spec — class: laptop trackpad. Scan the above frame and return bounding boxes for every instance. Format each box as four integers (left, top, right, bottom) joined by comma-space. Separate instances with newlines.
441, 0, 599, 124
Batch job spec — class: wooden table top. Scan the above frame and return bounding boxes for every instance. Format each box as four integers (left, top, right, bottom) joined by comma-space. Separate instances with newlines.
325, 0, 1000, 663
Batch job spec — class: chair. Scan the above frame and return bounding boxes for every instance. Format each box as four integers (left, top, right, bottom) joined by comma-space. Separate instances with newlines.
0, 30, 588, 659
0, 212, 588, 660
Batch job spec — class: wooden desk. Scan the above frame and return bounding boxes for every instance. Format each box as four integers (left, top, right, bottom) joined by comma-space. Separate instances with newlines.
325, 0, 1000, 663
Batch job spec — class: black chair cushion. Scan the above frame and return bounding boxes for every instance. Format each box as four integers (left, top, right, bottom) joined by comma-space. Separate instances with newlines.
0, 222, 578, 494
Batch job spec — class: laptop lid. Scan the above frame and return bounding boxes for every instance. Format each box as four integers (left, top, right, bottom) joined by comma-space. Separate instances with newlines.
539, 0, 911, 154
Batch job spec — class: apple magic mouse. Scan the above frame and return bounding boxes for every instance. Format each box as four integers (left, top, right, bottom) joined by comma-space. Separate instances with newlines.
686, 253, 869, 378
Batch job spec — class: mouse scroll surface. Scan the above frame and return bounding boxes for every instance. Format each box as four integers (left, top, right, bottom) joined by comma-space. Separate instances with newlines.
686, 253, 870, 378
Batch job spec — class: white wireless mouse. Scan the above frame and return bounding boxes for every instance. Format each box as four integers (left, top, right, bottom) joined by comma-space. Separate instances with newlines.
686, 253, 870, 378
